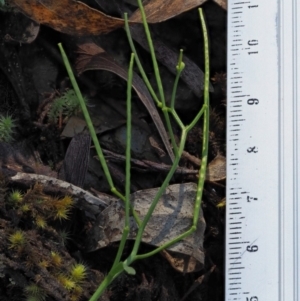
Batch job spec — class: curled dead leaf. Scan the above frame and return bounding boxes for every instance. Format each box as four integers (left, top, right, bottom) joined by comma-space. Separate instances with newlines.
76, 42, 174, 161
130, 0, 209, 23
9, 0, 125, 35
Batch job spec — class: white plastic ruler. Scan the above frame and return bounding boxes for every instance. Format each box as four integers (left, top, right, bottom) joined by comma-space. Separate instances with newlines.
226, 0, 300, 300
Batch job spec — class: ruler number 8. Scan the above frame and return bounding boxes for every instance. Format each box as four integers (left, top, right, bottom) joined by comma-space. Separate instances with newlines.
247, 98, 259, 105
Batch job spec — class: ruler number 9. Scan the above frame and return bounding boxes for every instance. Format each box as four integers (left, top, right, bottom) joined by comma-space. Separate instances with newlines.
247, 245, 258, 252
246, 297, 258, 301
247, 98, 259, 105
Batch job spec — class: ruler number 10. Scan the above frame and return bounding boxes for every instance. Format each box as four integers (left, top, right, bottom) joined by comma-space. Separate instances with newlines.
246, 297, 258, 301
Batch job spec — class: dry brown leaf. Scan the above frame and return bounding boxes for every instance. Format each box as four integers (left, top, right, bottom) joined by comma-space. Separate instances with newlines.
130, 0, 208, 23
76, 43, 174, 161
9, 0, 125, 35
206, 155, 226, 181
213, 0, 227, 10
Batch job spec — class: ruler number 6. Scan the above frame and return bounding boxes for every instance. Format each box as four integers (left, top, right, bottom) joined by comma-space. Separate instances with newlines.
247, 98, 259, 105
246, 297, 258, 301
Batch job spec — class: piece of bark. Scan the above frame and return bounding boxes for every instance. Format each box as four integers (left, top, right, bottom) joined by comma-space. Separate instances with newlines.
86, 183, 206, 272
59, 131, 91, 187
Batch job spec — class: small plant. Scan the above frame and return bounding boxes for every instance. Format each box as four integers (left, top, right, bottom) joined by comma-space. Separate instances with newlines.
70, 263, 88, 284
47, 89, 88, 124
52, 195, 74, 221
0, 114, 16, 142
8, 189, 23, 205
59, 1, 210, 299
2, 181, 89, 300
5, 184, 74, 226
24, 283, 47, 301
0, 174, 92, 301
35, 215, 47, 229
58, 229, 71, 247
8, 230, 26, 250
50, 251, 63, 268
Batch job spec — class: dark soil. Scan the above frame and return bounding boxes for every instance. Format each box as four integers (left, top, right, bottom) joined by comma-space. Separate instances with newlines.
0, 1, 226, 300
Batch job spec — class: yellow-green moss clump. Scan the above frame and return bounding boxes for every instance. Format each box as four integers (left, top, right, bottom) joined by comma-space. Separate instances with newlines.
0, 180, 91, 300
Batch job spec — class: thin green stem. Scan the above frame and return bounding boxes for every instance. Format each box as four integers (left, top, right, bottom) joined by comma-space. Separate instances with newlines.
170, 109, 185, 130
68, 4, 209, 300
136, 0, 165, 107
124, 13, 178, 155
129, 130, 187, 258
111, 53, 135, 268
162, 108, 178, 156
128, 7, 211, 263
58, 43, 115, 189
186, 104, 206, 131
125, 53, 134, 236
89, 262, 124, 301
193, 8, 210, 227
171, 50, 184, 110
135, 227, 194, 260
124, 14, 161, 107
58, 43, 141, 227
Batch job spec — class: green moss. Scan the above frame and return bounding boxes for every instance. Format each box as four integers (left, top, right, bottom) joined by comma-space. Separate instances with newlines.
1, 179, 89, 300
24, 283, 47, 301
0, 115, 16, 142
47, 89, 88, 123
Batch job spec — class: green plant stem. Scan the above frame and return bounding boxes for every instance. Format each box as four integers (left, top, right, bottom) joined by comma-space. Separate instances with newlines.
61, 4, 210, 300
111, 53, 135, 269
125, 53, 134, 241
136, 0, 166, 107
58, 43, 114, 189
124, 14, 177, 157
124, 14, 161, 107
171, 50, 184, 110
89, 262, 124, 301
58, 43, 141, 227
193, 8, 210, 226
126, 5, 211, 268
129, 130, 186, 258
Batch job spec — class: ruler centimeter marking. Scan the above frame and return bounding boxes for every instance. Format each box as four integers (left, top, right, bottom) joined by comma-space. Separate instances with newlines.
226, 0, 300, 300
226, 0, 279, 300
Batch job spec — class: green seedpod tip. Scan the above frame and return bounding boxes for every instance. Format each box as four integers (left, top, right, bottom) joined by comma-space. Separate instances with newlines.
123, 263, 136, 275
